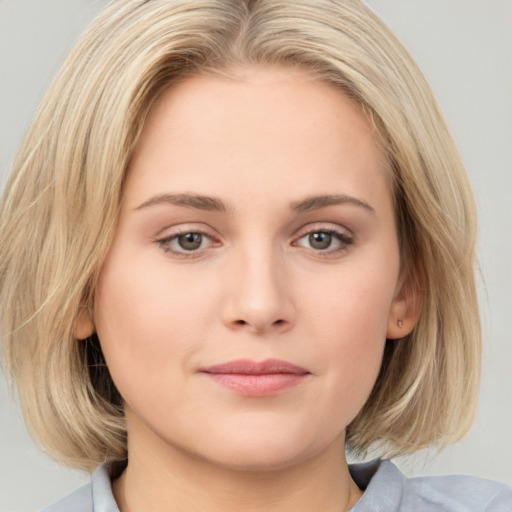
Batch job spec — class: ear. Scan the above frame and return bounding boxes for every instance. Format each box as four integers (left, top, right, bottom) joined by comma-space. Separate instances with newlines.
386, 269, 424, 340
73, 306, 96, 340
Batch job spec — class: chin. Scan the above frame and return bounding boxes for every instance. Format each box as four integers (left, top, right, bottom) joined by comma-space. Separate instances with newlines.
201, 448, 313, 473
181, 427, 337, 473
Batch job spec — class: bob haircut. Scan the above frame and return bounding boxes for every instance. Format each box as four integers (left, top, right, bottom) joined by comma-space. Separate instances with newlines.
0, 0, 480, 472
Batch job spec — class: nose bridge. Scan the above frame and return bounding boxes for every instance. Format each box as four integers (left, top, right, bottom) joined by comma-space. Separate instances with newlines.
223, 236, 294, 333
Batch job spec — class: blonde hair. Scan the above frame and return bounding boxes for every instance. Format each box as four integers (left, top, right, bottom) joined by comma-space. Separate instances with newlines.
0, 0, 480, 471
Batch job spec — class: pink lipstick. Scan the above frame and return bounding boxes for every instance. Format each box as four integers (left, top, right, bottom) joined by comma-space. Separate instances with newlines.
200, 359, 310, 397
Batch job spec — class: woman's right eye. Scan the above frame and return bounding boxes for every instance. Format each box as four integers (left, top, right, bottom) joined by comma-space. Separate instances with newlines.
157, 231, 215, 257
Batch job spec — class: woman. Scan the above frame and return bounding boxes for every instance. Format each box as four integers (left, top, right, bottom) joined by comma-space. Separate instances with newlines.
1, 1, 510, 510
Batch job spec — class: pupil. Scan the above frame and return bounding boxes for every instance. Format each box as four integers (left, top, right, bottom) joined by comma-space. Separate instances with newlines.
178, 233, 202, 250
309, 232, 331, 250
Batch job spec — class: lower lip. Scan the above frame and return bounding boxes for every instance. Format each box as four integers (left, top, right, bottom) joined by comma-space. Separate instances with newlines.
203, 373, 307, 397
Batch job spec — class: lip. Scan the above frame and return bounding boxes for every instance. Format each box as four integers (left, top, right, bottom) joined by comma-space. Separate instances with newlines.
200, 358, 310, 397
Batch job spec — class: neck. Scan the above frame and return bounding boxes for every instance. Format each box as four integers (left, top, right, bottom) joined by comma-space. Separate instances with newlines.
113, 432, 362, 512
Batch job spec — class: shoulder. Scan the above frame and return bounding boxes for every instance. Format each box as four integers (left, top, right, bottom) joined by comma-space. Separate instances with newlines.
404, 471, 512, 512
350, 459, 512, 512
40, 466, 119, 512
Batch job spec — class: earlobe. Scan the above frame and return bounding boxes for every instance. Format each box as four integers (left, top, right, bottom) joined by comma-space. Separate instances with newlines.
386, 273, 424, 340
73, 306, 96, 340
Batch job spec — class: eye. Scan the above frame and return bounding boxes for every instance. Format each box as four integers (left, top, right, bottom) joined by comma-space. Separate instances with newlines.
176, 232, 203, 251
294, 228, 354, 254
157, 230, 216, 256
307, 232, 334, 250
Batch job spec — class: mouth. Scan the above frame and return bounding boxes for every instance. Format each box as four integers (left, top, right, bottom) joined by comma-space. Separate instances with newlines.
199, 359, 310, 397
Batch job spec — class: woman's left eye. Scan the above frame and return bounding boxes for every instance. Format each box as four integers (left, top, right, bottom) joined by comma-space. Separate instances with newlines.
294, 229, 353, 253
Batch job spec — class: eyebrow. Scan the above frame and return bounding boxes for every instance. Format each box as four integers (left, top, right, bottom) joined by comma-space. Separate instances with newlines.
135, 192, 374, 215
135, 193, 227, 212
291, 194, 375, 214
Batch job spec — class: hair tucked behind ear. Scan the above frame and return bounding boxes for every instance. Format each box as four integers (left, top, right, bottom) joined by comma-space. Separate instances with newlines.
0, 0, 480, 470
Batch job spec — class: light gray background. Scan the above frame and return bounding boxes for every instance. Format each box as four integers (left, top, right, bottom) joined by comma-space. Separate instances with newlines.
1, 1, 511, 510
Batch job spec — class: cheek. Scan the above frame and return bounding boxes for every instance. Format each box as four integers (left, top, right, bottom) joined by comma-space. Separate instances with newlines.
92, 246, 217, 400
298, 265, 395, 417
300, 259, 396, 344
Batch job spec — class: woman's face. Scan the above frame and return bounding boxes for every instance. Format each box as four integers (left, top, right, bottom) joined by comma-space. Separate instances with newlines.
89, 66, 409, 470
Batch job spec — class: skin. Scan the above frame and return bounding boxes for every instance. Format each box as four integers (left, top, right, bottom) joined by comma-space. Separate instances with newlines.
77, 66, 419, 512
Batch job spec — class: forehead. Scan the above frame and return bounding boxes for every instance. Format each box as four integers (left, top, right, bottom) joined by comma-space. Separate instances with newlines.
125, 65, 390, 210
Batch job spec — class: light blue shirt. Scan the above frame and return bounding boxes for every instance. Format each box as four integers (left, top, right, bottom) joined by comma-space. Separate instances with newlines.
41, 459, 512, 512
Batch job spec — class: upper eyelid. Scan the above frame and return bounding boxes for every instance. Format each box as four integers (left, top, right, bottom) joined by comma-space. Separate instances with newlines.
294, 222, 354, 238
159, 230, 212, 241
154, 223, 218, 239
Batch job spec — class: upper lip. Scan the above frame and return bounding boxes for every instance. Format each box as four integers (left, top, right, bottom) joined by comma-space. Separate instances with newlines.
200, 358, 309, 375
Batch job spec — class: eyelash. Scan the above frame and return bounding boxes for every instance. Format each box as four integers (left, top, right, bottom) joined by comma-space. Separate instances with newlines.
293, 227, 354, 257
156, 225, 354, 258
156, 228, 218, 258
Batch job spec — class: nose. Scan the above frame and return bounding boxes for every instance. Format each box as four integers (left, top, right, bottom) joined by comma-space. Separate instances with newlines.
221, 245, 296, 335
